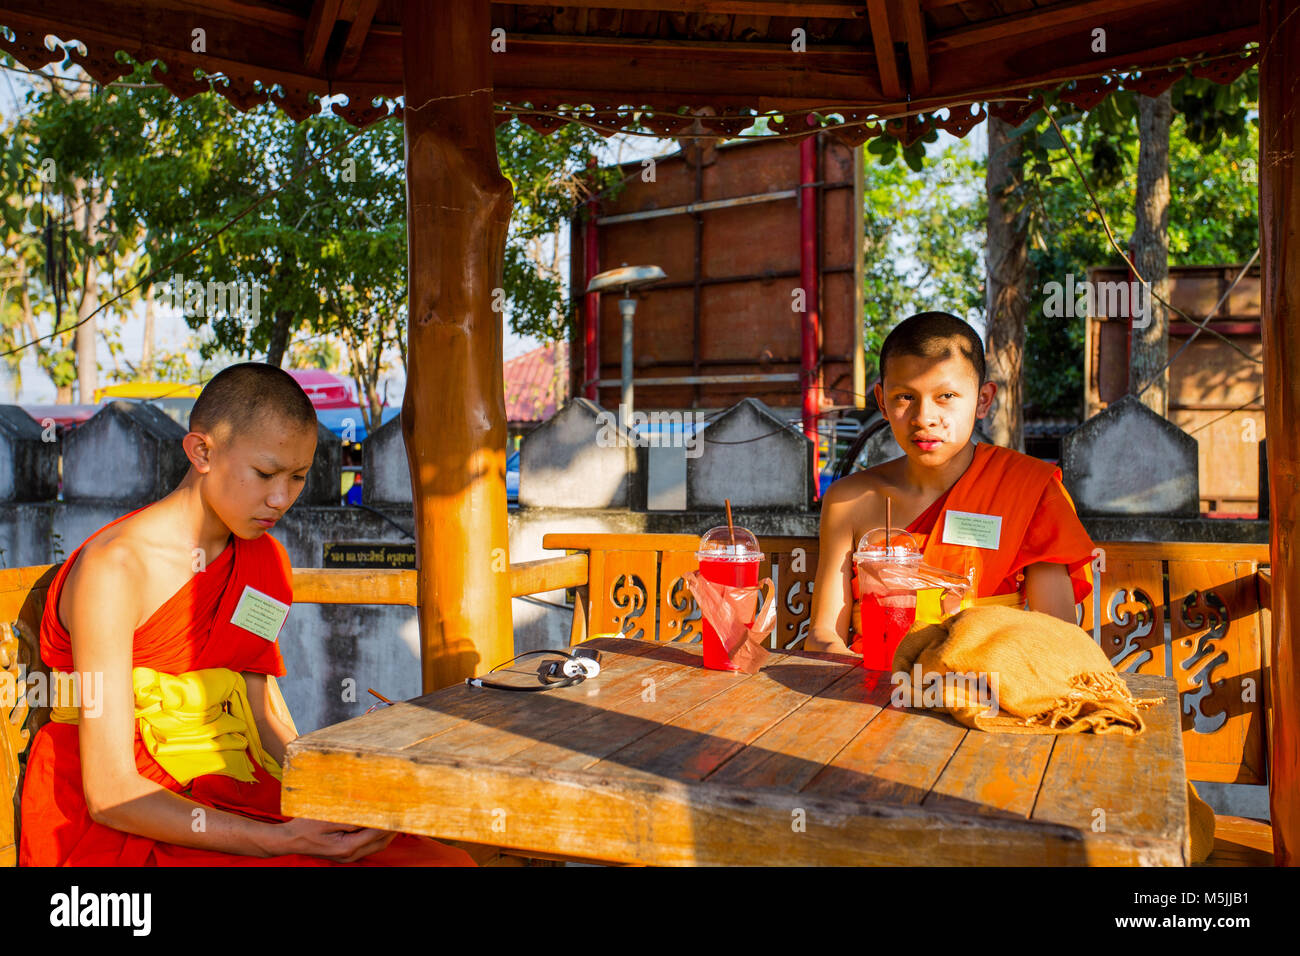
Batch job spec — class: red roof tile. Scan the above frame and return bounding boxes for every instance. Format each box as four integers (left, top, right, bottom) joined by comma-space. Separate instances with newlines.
504, 341, 568, 423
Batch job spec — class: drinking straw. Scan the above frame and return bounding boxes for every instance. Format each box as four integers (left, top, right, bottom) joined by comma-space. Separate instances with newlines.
725, 498, 735, 547
885, 496, 892, 552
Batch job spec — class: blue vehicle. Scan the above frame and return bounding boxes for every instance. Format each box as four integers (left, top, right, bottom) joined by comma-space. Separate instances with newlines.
317, 405, 400, 443
506, 450, 519, 505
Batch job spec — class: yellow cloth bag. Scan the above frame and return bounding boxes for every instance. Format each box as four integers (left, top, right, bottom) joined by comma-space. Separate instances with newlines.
891, 604, 1215, 863
51, 666, 285, 786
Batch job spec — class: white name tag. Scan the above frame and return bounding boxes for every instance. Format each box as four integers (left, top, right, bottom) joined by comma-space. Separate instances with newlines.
941, 510, 1003, 550
230, 585, 291, 642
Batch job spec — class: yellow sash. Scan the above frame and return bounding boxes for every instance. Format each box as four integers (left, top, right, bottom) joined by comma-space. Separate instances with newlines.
915, 587, 1023, 625
50, 667, 283, 786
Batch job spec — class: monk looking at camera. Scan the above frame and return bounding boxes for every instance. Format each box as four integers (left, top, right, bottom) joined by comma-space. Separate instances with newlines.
806, 312, 1096, 656
20, 363, 474, 866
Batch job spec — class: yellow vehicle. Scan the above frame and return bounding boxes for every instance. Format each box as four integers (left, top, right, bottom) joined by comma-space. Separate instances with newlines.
94, 382, 201, 428
93, 382, 201, 402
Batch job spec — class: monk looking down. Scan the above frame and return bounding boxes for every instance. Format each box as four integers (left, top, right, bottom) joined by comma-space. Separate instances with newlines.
20, 363, 474, 866
805, 312, 1096, 657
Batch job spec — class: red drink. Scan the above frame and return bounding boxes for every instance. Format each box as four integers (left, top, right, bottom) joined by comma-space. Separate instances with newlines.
699, 552, 760, 670
696, 525, 762, 671
858, 590, 917, 671
854, 527, 923, 674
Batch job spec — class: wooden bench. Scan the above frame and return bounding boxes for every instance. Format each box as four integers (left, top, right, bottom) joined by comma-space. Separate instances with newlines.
2, 538, 1275, 866
536, 533, 1278, 866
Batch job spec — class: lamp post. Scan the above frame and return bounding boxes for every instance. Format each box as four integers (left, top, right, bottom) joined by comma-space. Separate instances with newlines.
585, 264, 666, 418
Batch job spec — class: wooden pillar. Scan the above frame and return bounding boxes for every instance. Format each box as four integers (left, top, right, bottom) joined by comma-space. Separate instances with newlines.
401, 0, 514, 690
1260, 0, 1299, 867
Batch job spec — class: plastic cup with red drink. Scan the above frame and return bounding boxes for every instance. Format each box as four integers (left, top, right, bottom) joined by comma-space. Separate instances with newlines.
853, 528, 922, 672
696, 525, 761, 671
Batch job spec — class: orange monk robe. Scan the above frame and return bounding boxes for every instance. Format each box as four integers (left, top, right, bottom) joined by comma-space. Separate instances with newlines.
850, 442, 1096, 649
19, 507, 475, 867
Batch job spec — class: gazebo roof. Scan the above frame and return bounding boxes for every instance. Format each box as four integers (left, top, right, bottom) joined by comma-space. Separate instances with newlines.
0, 1, 1260, 140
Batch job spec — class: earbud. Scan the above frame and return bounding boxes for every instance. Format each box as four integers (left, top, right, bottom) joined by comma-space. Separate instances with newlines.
466, 647, 604, 692
559, 656, 600, 679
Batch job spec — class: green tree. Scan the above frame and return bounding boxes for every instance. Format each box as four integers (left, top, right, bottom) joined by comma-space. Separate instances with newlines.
1008, 69, 1258, 418
859, 135, 987, 385
2, 44, 620, 421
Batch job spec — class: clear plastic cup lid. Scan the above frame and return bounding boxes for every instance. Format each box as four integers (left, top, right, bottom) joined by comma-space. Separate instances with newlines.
697, 525, 760, 562
854, 527, 921, 562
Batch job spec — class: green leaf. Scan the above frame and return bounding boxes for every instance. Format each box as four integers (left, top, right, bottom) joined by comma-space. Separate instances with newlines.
1035, 126, 1065, 151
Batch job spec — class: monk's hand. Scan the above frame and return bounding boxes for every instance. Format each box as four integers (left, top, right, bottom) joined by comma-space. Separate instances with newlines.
277, 817, 399, 862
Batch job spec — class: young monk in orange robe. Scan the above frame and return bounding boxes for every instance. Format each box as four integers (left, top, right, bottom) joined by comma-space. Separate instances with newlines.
806, 312, 1096, 656
20, 363, 474, 866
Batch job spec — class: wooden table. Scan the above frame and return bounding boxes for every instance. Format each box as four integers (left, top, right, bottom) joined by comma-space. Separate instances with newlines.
281, 637, 1190, 866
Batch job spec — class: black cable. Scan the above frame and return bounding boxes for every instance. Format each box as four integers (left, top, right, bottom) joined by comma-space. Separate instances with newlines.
344, 501, 415, 539
487, 648, 577, 675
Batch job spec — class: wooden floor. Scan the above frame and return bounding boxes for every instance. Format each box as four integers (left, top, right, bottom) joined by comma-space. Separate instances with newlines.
1197, 816, 1274, 867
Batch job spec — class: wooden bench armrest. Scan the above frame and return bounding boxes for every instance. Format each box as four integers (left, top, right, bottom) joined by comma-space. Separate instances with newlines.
508, 554, 589, 596
291, 555, 589, 607
292, 569, 417, 605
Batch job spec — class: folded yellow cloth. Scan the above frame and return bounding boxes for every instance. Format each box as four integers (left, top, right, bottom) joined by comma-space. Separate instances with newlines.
890, 604, 1214, 863
51, 666, 283, 786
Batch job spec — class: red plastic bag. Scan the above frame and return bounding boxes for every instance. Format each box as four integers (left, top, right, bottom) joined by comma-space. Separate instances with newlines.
683, 572, 777, 674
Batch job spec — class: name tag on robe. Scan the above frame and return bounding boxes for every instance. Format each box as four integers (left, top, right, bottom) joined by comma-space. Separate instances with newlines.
231, 585, 291, 642
941, 510, 1003, 550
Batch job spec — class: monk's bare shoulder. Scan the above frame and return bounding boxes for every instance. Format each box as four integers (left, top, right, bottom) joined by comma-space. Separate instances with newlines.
826, 465, 889, 504
822, 460, 899, 509
60, 532, 146, 634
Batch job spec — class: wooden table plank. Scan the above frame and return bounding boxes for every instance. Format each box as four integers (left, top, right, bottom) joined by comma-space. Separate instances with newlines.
922, 732, 1055, 820
400, 640, 717, 762
1030, 673, 1188, 864
707, 667, 888, 789
499, 642, 776, 774
801, 701, 968, 806
591, 653, 852, 783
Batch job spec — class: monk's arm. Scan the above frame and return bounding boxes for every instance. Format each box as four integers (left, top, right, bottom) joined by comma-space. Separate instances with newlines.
804, 481, 860, 655
68, 546, 391, 862
244, 673, 297, 766
1022, 561, 1079, 624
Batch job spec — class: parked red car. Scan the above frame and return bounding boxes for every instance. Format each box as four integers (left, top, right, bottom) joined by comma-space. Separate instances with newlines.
287, 369, 358, 410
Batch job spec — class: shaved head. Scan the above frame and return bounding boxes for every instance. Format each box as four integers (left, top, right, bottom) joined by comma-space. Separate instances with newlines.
879, 312, 986, 387
189, 362, 317, 439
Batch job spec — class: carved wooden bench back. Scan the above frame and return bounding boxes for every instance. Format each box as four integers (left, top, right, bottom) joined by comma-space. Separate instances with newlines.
543, 534, 1271, 787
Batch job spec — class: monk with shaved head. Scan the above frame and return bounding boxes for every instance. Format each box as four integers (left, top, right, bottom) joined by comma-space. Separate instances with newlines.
21, 362, 474, 866
806, 312, 1097, 658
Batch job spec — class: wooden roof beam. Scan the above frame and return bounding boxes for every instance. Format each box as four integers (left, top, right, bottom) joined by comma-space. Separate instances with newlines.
490, 1, 868, 18
900, 0, 930, 94
866, 0, 903, 99
936, 0, 1177, 50
335, 0, 379, 76
303, 0, 342, 73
